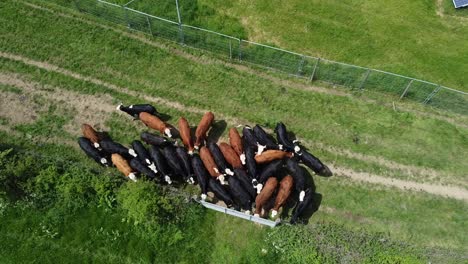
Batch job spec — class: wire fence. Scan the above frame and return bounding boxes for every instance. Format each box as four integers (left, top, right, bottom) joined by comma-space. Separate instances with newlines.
70, 0, 467, 116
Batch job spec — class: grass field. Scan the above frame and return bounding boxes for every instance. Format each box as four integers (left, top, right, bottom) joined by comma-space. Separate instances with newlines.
0, 0, 467, 262
129, 0, 468, 93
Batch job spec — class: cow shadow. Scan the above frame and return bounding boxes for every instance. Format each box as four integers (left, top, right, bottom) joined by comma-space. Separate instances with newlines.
157, 112, 172, 122
207, 120, 227, 143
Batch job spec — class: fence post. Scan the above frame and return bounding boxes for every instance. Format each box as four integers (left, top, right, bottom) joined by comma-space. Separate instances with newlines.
400, 79, 414, 99
309, 58, 320, 82
146, 16, 153, 36
175, 0, 184, 44
123, 6, 130, 28
359, 69, 371, 90
229, 40, 232, 60
297, 56, 305, 76
238, 39, 242, 61
423, 85, 442, 104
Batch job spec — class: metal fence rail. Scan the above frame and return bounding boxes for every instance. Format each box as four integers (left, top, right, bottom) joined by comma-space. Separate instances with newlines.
71, 0, 467, 116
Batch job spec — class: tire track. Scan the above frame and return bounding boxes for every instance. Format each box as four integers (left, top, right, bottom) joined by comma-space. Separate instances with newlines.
1, 51, 467, 201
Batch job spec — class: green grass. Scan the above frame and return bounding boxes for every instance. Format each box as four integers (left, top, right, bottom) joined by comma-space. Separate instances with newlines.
196, 0, 468, 93
1, 0, 467, 262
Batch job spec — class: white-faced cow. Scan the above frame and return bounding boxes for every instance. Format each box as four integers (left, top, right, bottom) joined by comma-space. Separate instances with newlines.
218, 142, 243, 170
208, 142, 233, 176
175, 146, 195, 184
299, 150, 333, 177
253, 125, 280, 153
271, 175, 294, 218
131, 140, 157, 173
290, 188, 313, 224
178, 117, 194, 155
78, 137, 109, 166
274, 122, 300, 153
140, 132, 170, 146
117, 104, 158, 119
233, 168, 256, 200
81, 123, 101, 149
111, 153, 137, 182
254, 177, 278, 218
255, 150, 293, 164
100, 139, 137, 160
129, 158, 158, 181
286, 158, 307, 202
228, 175, 252, 214
161, 145, 185, 181
192, 154, 209, 200
149, 145, 173, 184
229, 127, 245, 165
139, 112, 173, 138
257, 159, 283, 193
208, 178, 234, 207
199, 146, 226, 185
194, 112, 214, 149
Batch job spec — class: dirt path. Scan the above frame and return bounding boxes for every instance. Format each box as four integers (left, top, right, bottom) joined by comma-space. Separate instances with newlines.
19, 1, 468, 129
1, 52, 467, 201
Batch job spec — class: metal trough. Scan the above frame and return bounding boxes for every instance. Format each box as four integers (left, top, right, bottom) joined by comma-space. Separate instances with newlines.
196, 199, 280, 227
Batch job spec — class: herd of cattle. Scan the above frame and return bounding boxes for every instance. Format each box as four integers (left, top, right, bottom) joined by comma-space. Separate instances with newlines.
78, 104, 332, 224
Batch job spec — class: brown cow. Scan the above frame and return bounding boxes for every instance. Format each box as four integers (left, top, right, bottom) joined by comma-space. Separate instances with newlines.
254, 177, 278, 217
229, 127, 245, 165
219, 142, 242, 169
271, 175, 294, 218
199, 146, 226, 184
178, 117, 194, 154
194, 112, 214, 149
81, 123, 100, 148
255, 150, 294, 164
111, 153, 137, 182
139, 112, 172, 138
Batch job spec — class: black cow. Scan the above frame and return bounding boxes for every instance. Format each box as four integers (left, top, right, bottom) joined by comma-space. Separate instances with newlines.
78, 137, 109, 166
192, 154, 209, 200
162, 145, 185, 180
131, 140, 152, 165
243, 144, 258, 184
299, 150, 333, 177
175, 146, 195, 184
141, 132, 169, 146
233, 168, 256, 200
257, 160, 283, 193
253, 125, 280, 152
117, 104, 158, 118
228, 176, 252, 213
242, 126, 257, 148
274, 122, 298, 153
290, 188, 313, 224
149, 145, 173, 184
208, 178, 234, 207
286, 158, 306, 202
208, 142, 233, 176
100, 139, 137, 160
129, 158, 158, 181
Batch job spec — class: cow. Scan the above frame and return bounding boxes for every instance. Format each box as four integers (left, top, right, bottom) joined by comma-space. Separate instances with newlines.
208, 142, 234, 176
271, 175, 294, 218
81, 123, 101, 148
257, 159, 283, 193
192, 154, 209, 200
175, 146, 195, 184
117, 104, 158, 119
243, 144, 258, 185
129, 158, 158, 181
299, 150, 333, 177
255, 150, 293, 164
139, 112, 172, 138
141, 132, 170, 146
194, 112, 214, 149
229, 127, 245, 165
233, 168, 256, 200
111, 153, 137, 182
242, 126, 257, 150
254, 177, 278, 218
286, 158, 306, 202
178, 117, 194, 154
218, 142, 243, 170
274, 122, 300, 153
208, 178, 233, 207
78, 137, 109, 166
131, 140, 157, 173
228, 176, 252, 213
161, 145, 185, 180
199, 146, 226, 185
290, 188, 313, 224
253, 125, 280, 153
100, 139, 137, 160
149, 145, 173, 184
